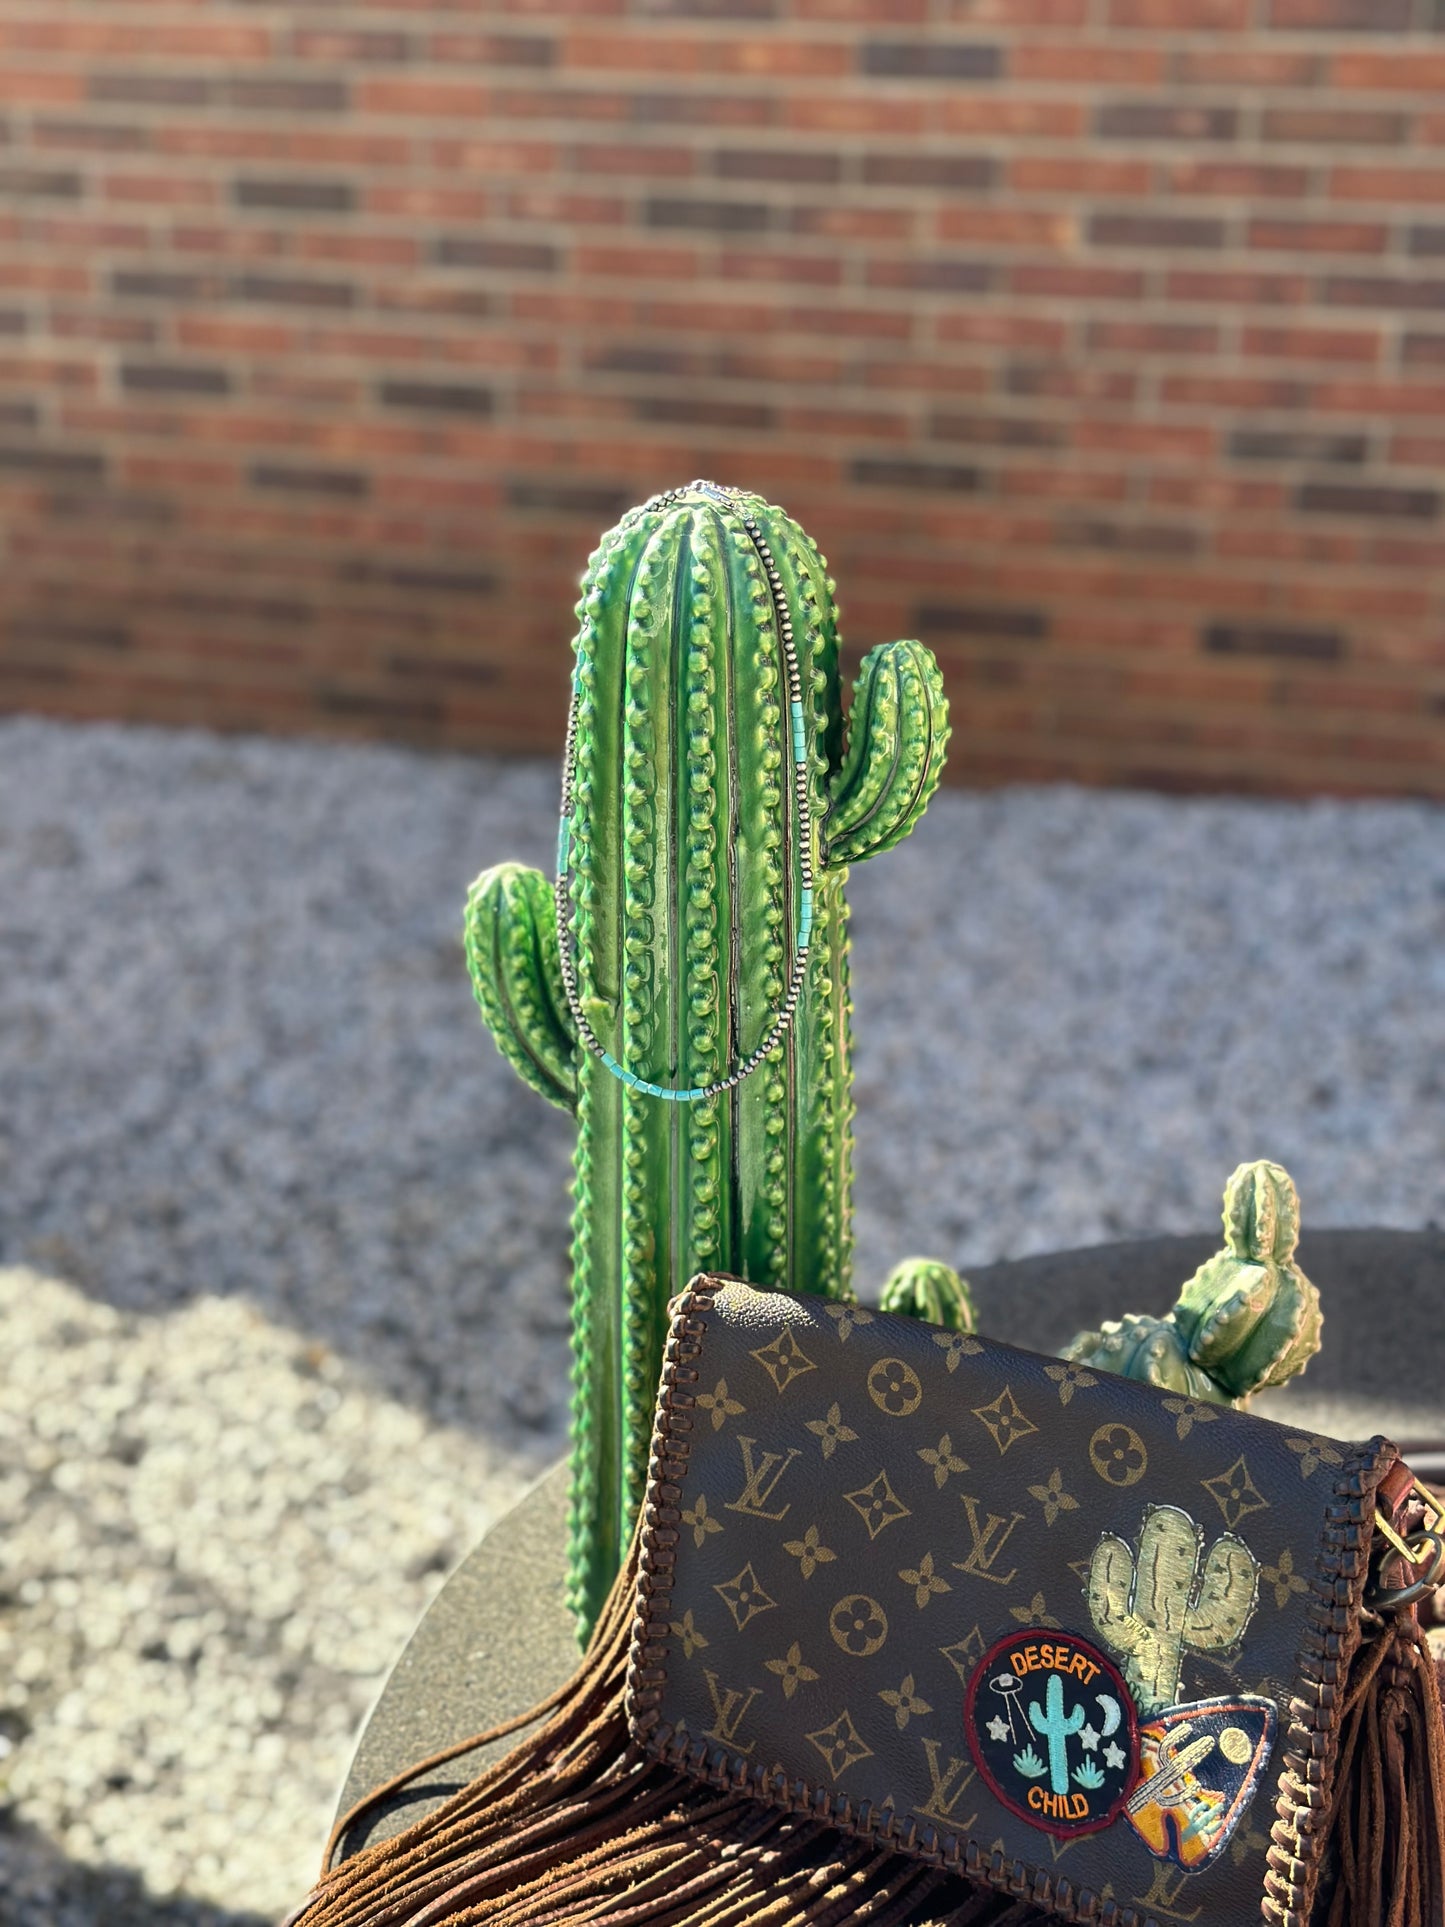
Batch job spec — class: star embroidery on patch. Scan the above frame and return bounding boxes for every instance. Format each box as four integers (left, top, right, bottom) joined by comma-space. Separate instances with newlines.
1103, 1741, 1127, 1771
1078, 1722, 1100, 1752
986, 1715, 1010, 1743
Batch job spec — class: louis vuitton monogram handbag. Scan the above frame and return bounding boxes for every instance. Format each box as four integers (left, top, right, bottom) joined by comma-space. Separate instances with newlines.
287, 1276, 1445, 1927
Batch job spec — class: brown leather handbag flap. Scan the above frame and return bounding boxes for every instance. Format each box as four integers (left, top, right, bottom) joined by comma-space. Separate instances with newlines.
625, 1276, 1394, 1927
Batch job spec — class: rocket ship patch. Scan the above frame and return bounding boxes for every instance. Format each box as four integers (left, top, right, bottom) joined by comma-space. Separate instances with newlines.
1124, 1695, 1277, 1871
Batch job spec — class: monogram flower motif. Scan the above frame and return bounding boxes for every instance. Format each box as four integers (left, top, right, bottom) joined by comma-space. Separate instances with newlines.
1202, 1453, 1270, 1529
783, 1522, 838, 1581
1286, 1436, 1344, 1480
823, 1302, 875, 1342
669, 1608, 709, 1660
1260, 1546, 1310, 1609
694, 1377, 745, 1432
749, 1326, 817, 1394
681, 1490, 724, 1549
1089, 1422, 1148, 1487
932, 1329, 983, 1373
1027, 1466, 1080, 1528
898, 1549, 952, 1610
1044, 1361, 1097, 1406
765, 1640, 820, 1701
714, 1561, 777, 1632
1162, 1395, 1220, 1441
844, 1468, 912, 1540
1008, 1590, 1061, 1629
972, 1385, 1038, 1456
878, 1672, 932, 1732
868, 1356, 923, 1417
917, 1431, 969, 1489
829, 1593, 889, 1658
805, 1401, 859, 1460
806, 1709, 873, 1780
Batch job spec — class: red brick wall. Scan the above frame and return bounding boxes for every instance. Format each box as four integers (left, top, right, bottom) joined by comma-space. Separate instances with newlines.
0, 3, 1442, 794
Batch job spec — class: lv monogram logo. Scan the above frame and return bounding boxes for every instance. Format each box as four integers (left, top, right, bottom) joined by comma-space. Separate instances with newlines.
918, 1738, 977, 1826
725, 1436, 801, 1521
702, 1671, 763, 1755
1134, 1864, 1203, 1922
951, 1494, 1026, 1587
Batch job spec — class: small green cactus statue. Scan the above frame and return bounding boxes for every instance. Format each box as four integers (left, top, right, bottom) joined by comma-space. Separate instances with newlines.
1089, 1503, 1261, 1713
880, 1256, 977, 1332
466, 482, 961, 1638
1061, 1159, 1322, 1406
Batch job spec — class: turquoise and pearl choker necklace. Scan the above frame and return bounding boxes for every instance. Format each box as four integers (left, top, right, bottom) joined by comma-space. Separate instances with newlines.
554, 481, 814, 1103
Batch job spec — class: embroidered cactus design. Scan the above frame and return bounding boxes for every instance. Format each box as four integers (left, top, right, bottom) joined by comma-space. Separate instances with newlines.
465, 484, 951, 1638
1088, 1503, 1260, 1714
1060, 1160, 1322, 1406
1028, 1672, 1086, 1795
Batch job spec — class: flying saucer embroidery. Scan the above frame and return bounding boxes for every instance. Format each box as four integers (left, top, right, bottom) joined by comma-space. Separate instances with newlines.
965, 1628, 1138, 1837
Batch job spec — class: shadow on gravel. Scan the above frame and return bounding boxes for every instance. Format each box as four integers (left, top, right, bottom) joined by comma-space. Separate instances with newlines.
0, 1811, 270, 1927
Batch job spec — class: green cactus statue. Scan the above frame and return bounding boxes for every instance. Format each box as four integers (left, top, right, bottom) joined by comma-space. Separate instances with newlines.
1060, 1159, 1322, 1406
880, 1256, 975, 1332
466, 482, 952, 1639
1089, 1504, 1261, 1714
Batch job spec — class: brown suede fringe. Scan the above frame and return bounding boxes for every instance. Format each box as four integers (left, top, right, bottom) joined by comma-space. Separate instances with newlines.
282, 1529, 1445, 1927
281, 1525, 1028, 1927
1321, 1618, 1445, 1927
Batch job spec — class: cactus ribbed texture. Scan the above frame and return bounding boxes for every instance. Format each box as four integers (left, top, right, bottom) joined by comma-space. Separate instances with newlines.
1061, 1158, 1323, 1406
879, 1257, 975, 1332
1089, 1503, 1261, 1714
466, 484, 950, 1639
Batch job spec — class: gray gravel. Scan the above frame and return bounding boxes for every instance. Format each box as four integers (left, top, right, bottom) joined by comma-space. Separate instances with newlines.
1, 715, 1441, 1926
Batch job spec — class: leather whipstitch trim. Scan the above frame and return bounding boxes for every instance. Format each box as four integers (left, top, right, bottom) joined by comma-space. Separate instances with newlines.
625, 1275, 1393, 1927
1261, 1434, 1396, 1927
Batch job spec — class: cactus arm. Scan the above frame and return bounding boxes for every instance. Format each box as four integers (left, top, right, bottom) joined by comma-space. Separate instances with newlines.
1174, 1160, 1322, 1401
1088, 1533, 1146, 1655
1223, 1158, 1300, 1266
1186, 1533, 1260, 1651
1236, 1271, 1323, 1391
825, 639, 949, 867
464, 862, 577, 1112
879, 1258, 976, 1332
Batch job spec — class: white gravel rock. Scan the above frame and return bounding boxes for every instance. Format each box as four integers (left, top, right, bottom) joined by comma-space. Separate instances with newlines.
0, 715, 1441, 1925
